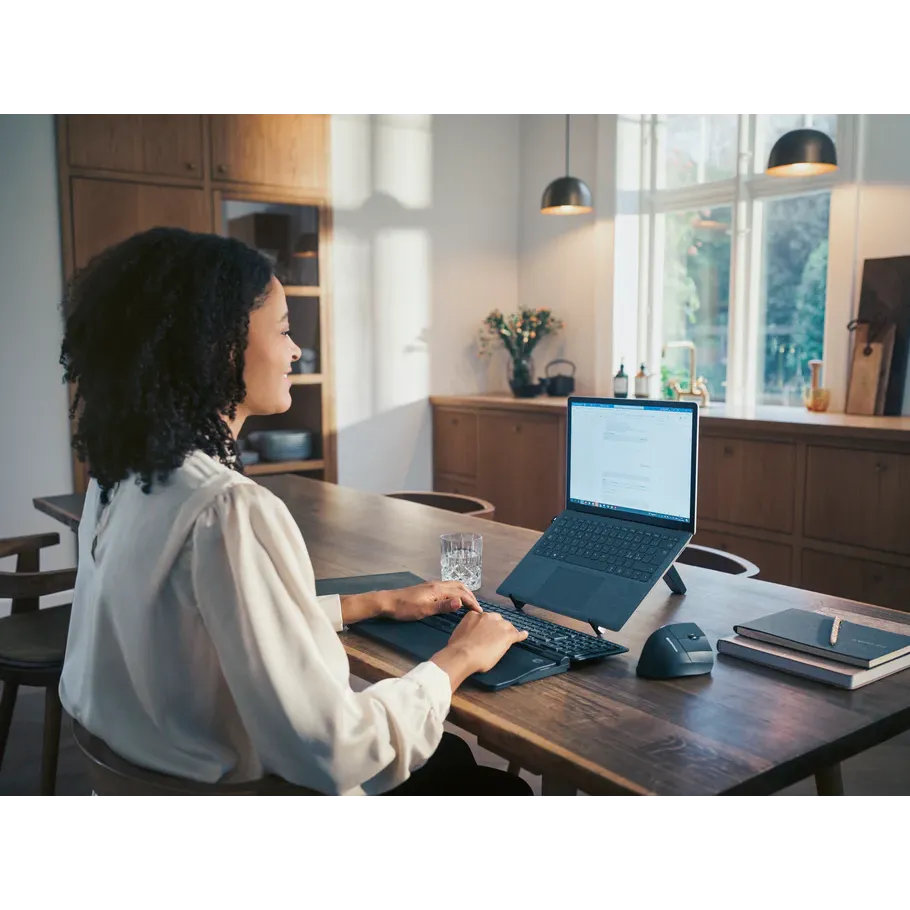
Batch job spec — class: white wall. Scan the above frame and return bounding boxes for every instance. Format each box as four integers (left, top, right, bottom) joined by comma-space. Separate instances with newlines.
0, 115, 75, 615
331, 115, 520, 492
517, 115, 600, 394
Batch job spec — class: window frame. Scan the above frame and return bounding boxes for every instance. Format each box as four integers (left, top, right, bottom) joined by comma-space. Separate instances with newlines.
638, 114, 858, 407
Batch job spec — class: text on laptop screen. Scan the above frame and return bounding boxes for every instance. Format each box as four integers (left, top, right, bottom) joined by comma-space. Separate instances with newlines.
568, 402, 694, 523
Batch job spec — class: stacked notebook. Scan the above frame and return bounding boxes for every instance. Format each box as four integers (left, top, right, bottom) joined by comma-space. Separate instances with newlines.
718, 607, 910, 689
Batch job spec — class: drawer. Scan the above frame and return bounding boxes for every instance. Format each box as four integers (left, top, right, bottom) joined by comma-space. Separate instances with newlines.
800, 549, 910, 613
692, 529, 793, 585
432, 408, 477, 478
698, 436, 796, 533
804, 446, 910, 556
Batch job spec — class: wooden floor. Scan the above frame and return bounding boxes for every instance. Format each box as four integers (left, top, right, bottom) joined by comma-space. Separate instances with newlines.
3, 683, 910, 796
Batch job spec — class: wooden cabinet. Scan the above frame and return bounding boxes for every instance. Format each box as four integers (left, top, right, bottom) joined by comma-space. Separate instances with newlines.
72, 178, 211, 268
698, 436, 796, 533
67, 116, 204, 180
431, 404, 564, 531
431, 397, 910, 612
804, 446, 910, 556
801, 549, 910, 613
57, 115, 335, 494
210, 115, 328, 193
476, 411, 564, 531
433, 408, 477, 478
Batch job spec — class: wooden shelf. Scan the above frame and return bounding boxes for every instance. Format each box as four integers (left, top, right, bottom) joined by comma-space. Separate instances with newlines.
289, 373, 323, 385
245, 458, 325, 476
284, 286, 321, 297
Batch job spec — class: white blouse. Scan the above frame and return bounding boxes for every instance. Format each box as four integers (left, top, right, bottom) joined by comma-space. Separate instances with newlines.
60, 451, 452, 795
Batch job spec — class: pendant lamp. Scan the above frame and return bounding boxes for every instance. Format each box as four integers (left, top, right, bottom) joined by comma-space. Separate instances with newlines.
766, 128, 837, 177
541, 115, 593, 214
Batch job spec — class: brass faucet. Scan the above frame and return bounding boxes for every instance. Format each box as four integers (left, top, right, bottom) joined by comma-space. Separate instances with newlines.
662, 340, 711, 407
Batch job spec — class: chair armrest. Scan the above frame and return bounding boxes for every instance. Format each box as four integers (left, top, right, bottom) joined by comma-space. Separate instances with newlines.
0, 533, 61, 560
0, 567, 78, 600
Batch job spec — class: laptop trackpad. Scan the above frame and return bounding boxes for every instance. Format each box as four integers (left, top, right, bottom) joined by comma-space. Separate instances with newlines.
537, 567, 602, 605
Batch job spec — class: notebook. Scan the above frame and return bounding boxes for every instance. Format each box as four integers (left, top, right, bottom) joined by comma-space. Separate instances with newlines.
717, 634, 910, 690
733, 607, 910, 669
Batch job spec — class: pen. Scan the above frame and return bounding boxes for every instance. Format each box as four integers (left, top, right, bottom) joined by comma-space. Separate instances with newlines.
830, 615, 841, 647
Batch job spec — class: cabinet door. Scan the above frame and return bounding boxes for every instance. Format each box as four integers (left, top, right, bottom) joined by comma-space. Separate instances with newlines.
801, 549, 910, 613
804, 446, 910, 556
477, 412, 524, 527
516, 413, 565, 532
67, 116, 204, 179
476, 411, 564, 531
72, 178, 211, 268
210, 115, 328, 193
433, 408, 477, 479
698, 436, 795, 533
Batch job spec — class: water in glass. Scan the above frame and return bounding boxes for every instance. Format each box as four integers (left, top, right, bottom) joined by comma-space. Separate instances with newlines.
440, 533, 482, 591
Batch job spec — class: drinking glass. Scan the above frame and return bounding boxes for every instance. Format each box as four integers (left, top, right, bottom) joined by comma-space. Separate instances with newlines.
440, 532, 483, 591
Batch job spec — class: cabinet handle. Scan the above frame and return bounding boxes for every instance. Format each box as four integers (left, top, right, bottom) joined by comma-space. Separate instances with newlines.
450, 418, 458, 426
514, 424, 521, 433
185, 162, 197, 171
217, 164, 227, 174
723, 445, 734, 457
875, 461, 887, 473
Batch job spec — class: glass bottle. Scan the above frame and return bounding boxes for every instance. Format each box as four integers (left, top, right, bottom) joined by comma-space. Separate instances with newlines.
635, 363, 649, 398
613, 361, 628, 398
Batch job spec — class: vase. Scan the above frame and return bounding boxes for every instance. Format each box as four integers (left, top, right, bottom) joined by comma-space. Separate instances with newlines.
508, 355, 539, 398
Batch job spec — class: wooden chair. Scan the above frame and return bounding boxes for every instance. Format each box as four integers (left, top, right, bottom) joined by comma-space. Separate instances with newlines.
0, 533, 76, 795
71, 718, 320, 795
677, 543, 759, 578
385, 491, 495, 519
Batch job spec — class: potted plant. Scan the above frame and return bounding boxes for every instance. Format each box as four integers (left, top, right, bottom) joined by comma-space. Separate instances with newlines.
478, 307, 564, 398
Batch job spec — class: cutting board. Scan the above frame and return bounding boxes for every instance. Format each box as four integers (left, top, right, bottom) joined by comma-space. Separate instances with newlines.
846, 323, 890, 415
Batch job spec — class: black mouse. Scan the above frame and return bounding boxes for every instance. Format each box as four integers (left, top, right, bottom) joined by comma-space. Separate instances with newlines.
636, 622, 714, 679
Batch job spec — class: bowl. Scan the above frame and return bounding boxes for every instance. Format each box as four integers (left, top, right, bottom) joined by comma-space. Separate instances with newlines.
248, 430, 312, 462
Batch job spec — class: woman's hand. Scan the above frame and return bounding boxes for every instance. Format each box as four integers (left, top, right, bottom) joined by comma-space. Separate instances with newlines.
432, 611, 529, 690
380, 581, 482, 622
340, 581, 482, 625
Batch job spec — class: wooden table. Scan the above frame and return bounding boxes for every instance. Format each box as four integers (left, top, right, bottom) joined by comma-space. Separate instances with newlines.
34, 479, 910, 796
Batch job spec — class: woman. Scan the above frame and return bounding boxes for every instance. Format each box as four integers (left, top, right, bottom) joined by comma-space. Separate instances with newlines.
59, 227, 531, 795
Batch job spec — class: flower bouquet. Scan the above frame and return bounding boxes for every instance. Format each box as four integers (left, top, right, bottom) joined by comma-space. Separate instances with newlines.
478, 308, 564, 398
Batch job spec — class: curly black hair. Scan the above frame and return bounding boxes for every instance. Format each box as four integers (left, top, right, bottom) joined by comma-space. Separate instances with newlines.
60, 227, 273, 501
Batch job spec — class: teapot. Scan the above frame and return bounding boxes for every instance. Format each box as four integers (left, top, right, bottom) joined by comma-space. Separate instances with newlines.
541, 359, 576, 397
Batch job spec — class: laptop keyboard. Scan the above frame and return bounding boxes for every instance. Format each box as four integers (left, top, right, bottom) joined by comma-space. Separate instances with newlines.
422, 600, 628, 663
532, 514, 677, 583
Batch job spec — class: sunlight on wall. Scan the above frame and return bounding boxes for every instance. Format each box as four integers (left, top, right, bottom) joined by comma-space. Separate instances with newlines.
376, 115, 433, 210
331, 115, 372, 211
374, 228, 431, 411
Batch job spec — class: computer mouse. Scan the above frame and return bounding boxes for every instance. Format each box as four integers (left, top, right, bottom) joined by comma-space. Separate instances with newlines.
636, 622, 714, 679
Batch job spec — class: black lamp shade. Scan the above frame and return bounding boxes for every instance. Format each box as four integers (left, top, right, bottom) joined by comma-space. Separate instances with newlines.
767, 128, 837, 177
541, 176, 593, 214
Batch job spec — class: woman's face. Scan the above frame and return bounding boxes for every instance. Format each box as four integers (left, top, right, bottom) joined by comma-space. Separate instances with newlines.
241, 277, 301, 416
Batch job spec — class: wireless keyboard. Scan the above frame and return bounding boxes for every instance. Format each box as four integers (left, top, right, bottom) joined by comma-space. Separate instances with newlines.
422, 599, 628, 663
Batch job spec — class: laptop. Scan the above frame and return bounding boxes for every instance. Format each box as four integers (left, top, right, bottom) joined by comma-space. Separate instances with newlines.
496, 395, 698, 632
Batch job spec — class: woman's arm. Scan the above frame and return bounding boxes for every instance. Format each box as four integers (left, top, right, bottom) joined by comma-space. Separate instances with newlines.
190, 484, 459, 795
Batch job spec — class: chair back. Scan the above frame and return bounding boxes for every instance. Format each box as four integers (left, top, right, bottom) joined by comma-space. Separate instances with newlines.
386, 491, 495, 519
71, 719, 319, 796
677, 543, 759, 578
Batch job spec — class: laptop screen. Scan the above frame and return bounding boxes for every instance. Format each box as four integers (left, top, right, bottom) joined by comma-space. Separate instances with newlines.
566, 398, 697, 529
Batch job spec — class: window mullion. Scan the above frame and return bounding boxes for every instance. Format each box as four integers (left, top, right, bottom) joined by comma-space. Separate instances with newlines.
726, 114, 754, 407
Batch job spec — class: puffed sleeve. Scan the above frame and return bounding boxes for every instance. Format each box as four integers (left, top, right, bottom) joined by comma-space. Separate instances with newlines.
190, 483, 452, 794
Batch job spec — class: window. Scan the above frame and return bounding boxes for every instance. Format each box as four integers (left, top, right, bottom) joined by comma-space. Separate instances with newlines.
642, 115, 845, 406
